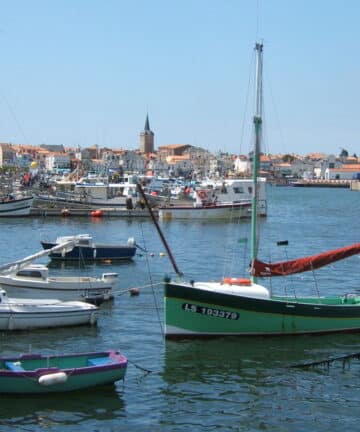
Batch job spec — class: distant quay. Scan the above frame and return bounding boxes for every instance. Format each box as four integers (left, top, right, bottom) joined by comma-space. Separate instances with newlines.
350, 180, 360, 191
292, 179, 351, 188
30, 207, 155, 218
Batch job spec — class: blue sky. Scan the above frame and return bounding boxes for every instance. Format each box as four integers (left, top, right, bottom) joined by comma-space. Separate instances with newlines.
0, 0, 359, 156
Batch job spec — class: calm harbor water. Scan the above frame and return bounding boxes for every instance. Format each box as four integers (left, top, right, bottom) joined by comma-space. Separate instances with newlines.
0, 186, 359, 431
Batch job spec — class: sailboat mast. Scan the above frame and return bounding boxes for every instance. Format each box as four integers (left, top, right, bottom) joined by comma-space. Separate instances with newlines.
250, 42, 263, 282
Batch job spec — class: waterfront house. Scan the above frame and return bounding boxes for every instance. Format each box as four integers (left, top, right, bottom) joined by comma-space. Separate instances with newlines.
325, 164, 360, 180
0, 143, 17, 167
45, 152, 71, 173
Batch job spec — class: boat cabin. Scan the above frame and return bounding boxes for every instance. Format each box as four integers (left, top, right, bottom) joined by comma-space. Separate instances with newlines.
55, 234, 93, 247
16, 264, 49, 279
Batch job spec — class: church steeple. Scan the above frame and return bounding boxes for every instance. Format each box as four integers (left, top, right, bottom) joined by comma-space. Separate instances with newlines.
140, 113, 154, 153
144, 114, 150, 132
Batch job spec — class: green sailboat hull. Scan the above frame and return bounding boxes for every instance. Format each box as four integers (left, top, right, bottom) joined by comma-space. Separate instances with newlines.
165, 282, 360, 338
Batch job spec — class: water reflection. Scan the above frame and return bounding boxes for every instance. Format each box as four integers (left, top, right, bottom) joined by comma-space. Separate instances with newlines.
0, 326, 99, 356
0, 385, 126, 427
159, 335, 360, 431
162, 334, 360, 384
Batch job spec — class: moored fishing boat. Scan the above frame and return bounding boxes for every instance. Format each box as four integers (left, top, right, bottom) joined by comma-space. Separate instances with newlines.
0, 193, 34, 217
0, 350, 127, 393
161, 43, 360, 338
158, 187, 251, 220
0, 263, 117, 304
158, 201, 251, 220
41, 234, 137, 261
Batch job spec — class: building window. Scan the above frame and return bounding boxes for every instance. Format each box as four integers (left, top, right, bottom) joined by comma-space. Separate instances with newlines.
233, 187, 244, 194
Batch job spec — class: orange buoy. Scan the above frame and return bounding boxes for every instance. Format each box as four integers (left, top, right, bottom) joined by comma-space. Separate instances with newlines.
90, 210, 103, 217
222, 277, 252, 286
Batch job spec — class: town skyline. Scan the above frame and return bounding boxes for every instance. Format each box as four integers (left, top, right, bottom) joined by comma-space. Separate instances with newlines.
0, 112, 358, 160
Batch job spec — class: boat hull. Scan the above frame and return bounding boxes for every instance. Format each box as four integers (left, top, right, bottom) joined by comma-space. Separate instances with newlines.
164, 281, 360, 338
0, 300, 97, 330
0, 277, 113, 303
0, 196, 33, 216
0, 276, 113, 305
41, 241, 136, 260
158, 202, 251, 220
0, 351, 127, 393
34, 194, 127, 208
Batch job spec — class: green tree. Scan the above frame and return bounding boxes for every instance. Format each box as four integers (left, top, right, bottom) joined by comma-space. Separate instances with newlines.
340, 148, 349, 158
282, 154, 295, 163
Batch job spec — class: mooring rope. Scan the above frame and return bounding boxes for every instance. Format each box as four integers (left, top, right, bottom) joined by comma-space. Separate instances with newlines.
127, 358, 153, 375
139, 222, 164, 336
112, 281, 163, 297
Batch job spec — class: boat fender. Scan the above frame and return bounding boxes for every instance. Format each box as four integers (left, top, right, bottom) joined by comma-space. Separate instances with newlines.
90, 311, 97, 325
91, 210, 103, 217
222, 277, 252, 286
127, 237, 135, 246
38, 372, 68, 386
7, 315, 14, 331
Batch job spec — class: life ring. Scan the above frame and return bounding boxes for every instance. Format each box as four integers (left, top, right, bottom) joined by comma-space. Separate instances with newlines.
223, 277, 251, 286
198, 190, 207, 200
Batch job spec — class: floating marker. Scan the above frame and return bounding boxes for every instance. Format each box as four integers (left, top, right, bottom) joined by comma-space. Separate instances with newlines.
129, 288, 140, 296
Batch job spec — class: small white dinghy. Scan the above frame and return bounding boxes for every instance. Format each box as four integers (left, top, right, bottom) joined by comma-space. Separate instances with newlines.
0, 289, 98, 330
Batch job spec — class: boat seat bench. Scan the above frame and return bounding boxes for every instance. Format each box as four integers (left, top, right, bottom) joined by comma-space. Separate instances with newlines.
87, 357, 110, 366
5, 361, 25, 372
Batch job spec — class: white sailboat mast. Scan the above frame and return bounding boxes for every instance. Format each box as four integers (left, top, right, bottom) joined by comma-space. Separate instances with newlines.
250, 42, 263, 281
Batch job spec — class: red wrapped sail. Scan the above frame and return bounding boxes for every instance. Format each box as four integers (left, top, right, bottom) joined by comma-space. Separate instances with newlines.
252, 242, 360, 277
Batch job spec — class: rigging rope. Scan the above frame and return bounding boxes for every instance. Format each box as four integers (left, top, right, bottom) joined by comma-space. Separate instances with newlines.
139, 222, 164, 336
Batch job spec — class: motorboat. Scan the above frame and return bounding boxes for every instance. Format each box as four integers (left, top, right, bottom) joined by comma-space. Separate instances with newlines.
0, 193, 34, 217
0, 263, 118, 304
41, 234, 137, 261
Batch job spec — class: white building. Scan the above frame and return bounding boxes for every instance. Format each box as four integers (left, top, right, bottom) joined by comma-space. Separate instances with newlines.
45, 153, 71, 172
234, 157, 250, 174
325, 165, 360, 180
